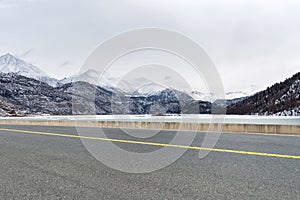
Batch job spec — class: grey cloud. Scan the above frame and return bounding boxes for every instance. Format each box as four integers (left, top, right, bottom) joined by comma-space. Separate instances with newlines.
0, 0, 299, 94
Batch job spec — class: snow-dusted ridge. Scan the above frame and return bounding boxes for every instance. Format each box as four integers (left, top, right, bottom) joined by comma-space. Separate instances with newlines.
0, 53, 59, 87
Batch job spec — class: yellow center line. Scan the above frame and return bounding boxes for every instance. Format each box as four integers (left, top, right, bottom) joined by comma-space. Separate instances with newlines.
0, 127, 299, 159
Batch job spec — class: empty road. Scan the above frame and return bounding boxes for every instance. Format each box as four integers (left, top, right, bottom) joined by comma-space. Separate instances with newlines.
0, 125, 299, 199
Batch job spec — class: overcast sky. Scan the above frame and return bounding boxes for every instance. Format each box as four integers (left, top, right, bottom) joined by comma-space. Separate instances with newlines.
0, 0, 299, 94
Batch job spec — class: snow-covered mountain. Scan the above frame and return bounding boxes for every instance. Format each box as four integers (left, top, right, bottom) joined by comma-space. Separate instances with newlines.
60, 69, 125, 92
0, 53, 59, 87
227, 72, 300, 116
0, 53, 46, 76
61, 69, 100, 85
191, 90, 256, 101
190, 91, 213, 101
131, 83, 167, 97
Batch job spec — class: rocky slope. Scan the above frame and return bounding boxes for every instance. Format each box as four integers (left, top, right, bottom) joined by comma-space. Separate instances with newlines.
227, 72, 300, 116
0, 73, 211, 116
129, 88, 211, 114
0, 73, 71, 116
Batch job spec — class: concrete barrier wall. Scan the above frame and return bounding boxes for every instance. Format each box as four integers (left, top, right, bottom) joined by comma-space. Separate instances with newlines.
0, 119, 299, 135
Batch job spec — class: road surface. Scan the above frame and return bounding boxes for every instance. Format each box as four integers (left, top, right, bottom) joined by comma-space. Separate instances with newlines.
0, 125, 299, 199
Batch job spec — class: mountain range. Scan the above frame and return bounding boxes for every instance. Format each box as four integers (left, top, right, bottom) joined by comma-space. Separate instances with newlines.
0, 53, 299, 116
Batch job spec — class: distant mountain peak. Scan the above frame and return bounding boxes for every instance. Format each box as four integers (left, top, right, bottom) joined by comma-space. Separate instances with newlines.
0, 53, 59, 87
0, 53, 21, 66
1, 53, 14, 58
0, 53, 47, 76
1, 53, 26, 65
1, 53, 14, 60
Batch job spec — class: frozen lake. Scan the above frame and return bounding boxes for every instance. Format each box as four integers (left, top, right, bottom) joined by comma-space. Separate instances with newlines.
0, 115, 299, 126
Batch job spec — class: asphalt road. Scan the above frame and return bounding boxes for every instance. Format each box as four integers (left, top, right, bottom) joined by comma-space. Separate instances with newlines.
0, 125, 299, 200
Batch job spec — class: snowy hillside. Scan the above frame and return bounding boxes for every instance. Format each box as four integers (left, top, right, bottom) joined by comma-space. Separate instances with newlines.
191, 89, 257, 102
60, 69, 126, 92
0, 53, 59, 87
227, 72, 300, 116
